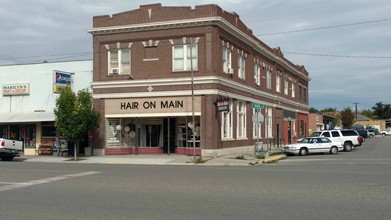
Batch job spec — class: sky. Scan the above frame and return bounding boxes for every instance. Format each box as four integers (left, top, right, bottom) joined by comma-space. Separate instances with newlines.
1, 0, 390, 111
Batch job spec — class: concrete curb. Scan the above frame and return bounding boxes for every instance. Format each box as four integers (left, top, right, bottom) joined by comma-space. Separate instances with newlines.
262, 154, 287, 164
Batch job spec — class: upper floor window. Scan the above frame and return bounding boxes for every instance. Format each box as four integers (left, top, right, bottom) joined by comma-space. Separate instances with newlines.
284, 79, 289, 95
223, 47, 232, 74
237, 101, 247, 138
299, 85, 303, 100
254, 64, 260, 86
173, 44, 198, 71
292, 82, 296, 98
238, 55, 245, 80
266, 70, 272, 90
276, 75, 281, 93
303, 87, 307, 102
108, 49, 130, 75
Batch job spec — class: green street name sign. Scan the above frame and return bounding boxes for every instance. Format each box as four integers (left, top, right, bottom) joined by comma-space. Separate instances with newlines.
252, 104, 264, 109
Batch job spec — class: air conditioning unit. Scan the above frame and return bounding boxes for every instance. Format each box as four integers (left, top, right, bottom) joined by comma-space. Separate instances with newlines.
226, 67, 233, 75
109, 68, 119, 74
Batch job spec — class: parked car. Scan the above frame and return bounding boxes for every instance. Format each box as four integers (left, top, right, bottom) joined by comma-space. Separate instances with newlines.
309, 129, 360, 151
355, 129, 368, 139
380, 128, 391, 136
367, 129, 375, 138
358, 136, 364, 145
282, 137, 344, 156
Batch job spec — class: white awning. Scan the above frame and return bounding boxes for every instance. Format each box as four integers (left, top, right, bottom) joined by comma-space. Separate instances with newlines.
0, 111, 55, 123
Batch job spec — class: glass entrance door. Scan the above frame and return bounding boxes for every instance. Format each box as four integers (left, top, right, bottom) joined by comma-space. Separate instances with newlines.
146, 125, 160, 147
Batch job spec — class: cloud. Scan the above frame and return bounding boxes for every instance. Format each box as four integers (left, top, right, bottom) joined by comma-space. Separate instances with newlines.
0, 0, 390, 110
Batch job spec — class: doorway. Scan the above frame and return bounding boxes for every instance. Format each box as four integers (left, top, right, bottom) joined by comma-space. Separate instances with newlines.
163, 118, 176, 154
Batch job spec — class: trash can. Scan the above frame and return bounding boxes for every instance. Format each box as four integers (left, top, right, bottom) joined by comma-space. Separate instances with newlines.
84, 147, 92, 157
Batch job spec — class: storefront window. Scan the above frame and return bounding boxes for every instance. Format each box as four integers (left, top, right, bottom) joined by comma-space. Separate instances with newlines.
41, 122, 56, 137
41, 122, 56, 148
24, 125, 36, 148
177, 117, 200, 148
0, 125, 7, 138
9, 125, 20, 140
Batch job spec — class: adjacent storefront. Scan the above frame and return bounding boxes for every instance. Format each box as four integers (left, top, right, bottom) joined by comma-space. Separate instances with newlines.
0, 60, 93, 155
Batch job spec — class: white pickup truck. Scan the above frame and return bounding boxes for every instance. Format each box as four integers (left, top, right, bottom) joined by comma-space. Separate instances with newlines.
0, 138, 23, 161
381, 128, 391, 136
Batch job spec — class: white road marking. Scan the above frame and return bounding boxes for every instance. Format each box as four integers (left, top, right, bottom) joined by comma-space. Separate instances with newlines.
0, 171, 101, 192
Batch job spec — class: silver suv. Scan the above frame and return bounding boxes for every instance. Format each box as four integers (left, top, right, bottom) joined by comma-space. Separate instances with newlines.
310, 129, 360, 152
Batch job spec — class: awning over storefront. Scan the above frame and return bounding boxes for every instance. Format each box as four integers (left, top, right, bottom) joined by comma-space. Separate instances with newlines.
0, 111, 55, 123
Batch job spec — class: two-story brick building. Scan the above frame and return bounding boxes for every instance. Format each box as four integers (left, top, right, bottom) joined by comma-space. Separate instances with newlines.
87, 3, 310, 156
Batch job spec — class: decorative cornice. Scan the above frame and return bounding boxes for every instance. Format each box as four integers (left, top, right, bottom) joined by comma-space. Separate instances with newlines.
91, 76, 309, 111
86, 17, 310, 81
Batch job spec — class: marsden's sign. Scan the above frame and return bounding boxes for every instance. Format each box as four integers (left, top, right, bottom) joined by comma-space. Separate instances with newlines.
105, 96, 201, 114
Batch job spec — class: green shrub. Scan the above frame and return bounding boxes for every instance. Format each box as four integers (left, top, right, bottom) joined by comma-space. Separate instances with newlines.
235, 155, 246, 160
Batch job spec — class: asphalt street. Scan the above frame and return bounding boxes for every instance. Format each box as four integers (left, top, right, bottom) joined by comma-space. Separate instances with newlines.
0, 136, 390, 220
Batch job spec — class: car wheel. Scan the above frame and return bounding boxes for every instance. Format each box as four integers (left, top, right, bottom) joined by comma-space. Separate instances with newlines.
382, 133, 386, 137
299, 147, 308, 156
344, 142, 352, 152
330, 146, 338, 155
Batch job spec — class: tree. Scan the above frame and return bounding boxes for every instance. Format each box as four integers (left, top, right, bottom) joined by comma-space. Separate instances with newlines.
320, 107, 337, 113
54, 86, 100, 160
372, 102, 391, 119
340, 107, 355, 129
309, 107, 319, 113
360, 109, 375, 119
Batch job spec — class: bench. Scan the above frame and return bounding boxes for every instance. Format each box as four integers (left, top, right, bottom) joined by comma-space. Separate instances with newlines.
35, 145, 53, 156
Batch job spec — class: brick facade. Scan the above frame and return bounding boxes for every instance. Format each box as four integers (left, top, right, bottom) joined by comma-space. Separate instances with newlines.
87, 3, 309, 156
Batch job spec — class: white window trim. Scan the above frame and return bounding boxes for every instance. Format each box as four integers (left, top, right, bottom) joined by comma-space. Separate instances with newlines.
266, 70, 272, 90
254, 63, 260, 86
237, 101, 247, 139
172, 44, 198, 71
108, 49, 131, 75
223, 47, 232, 74
238, 55, 245, 80
292, 82, 295, 98
221, 101, 233, 139
284, 79, 289, 95
265, 107, 273, 138
276, 75, 281, 93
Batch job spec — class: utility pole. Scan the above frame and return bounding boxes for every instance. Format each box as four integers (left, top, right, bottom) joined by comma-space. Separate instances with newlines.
353, 102, 359, 120
190, 37, 196, 162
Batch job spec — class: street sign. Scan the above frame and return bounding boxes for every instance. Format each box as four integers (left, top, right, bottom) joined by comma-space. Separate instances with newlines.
252, 112, 264, 123
252, 103, 264, 109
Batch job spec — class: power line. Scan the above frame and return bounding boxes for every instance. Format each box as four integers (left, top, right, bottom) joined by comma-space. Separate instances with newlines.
257, 18, 391, 36
283, 51, 391, 59
0, 52, 92, 60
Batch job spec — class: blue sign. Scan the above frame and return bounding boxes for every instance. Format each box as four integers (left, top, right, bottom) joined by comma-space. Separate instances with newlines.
55, 71, 72, 84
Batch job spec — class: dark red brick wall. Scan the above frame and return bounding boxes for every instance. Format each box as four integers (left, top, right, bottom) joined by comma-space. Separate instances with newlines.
90, 3, 310, 152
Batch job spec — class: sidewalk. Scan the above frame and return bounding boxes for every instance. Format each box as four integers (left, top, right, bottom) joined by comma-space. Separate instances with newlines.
18, 152, 285, 166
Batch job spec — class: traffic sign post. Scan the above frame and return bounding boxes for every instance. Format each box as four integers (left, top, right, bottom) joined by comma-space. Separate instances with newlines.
253, 112, 264, 158
252, 103, 264, 158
